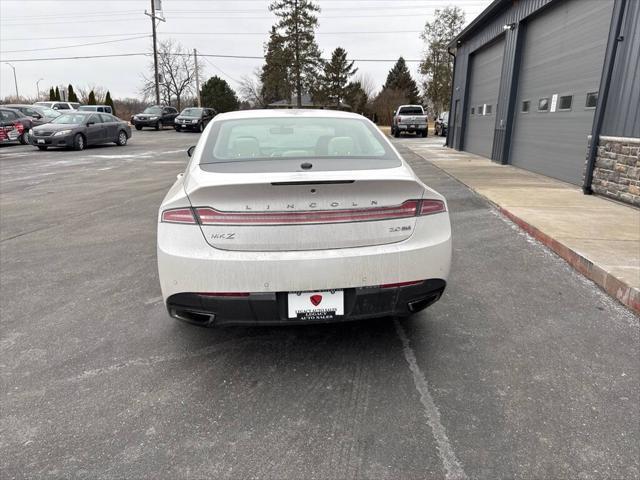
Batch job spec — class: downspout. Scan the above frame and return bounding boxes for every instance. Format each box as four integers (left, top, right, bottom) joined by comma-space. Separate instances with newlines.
583, 0, 627, 194
446, 46, 457, 148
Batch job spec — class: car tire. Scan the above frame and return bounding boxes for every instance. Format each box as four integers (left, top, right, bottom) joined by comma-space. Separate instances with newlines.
198, 123, 204, 133
155, 121, 163, 131
135, 125, 142, 131
116, 130, 128, 146
422, 130, 428, 138
393, 128, 400, 138
37, 146, 48, 151
175, 126, 181, 132
72, 133, 85, 151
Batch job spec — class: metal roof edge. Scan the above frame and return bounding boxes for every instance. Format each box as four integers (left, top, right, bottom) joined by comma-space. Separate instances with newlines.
447, 0, 510, 49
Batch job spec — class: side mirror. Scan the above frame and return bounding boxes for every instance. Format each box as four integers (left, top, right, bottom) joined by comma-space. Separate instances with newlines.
53, 106, 59, 110
176, 173, 183, 180
187, 145, 195, 157
86, 121, 95, 126
33, 113, 42, 119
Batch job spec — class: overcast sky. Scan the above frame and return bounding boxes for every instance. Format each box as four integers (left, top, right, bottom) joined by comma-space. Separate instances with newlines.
0, 0, 492, 101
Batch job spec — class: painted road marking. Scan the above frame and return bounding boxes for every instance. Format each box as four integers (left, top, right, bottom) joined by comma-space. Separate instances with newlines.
394, 319, 467, 480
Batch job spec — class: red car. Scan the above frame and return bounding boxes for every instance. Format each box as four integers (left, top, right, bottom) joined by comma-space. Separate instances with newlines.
0, 107, 30, 144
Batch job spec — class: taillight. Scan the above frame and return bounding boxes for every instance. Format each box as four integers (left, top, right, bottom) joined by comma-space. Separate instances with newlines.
189, 199, 446, 226
194, 200, 420, 225
420, 199, 446, 215
161, 207, 197, 224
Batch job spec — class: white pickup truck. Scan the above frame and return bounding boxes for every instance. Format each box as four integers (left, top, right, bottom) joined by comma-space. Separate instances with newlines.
391, 105, 428, 138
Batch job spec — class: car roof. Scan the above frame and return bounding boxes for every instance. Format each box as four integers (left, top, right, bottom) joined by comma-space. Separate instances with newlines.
3, 104, 30, 108
214, 109, 367, 121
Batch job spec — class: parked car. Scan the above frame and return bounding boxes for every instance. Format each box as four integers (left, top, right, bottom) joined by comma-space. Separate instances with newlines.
0, 107, 32, 144
434, 111, 449, 137
391, 105, 428, 138
132, 105, 178, 130
174, 107, 216, 133
30, 112, 131, 151
0, 109, 26, 145
157, 109, 451, 327
34, 101, 80, 111
78, 105, 113, 114
3, 104, 61, 127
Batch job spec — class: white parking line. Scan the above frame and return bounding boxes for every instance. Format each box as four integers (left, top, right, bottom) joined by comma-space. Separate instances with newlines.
394, 319, 467, 480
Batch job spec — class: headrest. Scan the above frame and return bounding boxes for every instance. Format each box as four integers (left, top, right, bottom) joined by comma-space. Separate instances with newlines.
232, 136, 260, 157
327, 136, 355, 156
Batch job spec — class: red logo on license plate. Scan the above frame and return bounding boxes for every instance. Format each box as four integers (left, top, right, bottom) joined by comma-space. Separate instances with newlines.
310, 294, 322, 306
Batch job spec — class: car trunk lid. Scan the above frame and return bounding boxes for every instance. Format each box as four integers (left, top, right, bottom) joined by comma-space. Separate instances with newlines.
184, 169, 426, 251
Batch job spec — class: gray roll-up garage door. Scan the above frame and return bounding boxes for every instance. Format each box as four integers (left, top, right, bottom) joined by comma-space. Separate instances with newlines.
463, 38, 505, 158
509, 0, 614, 185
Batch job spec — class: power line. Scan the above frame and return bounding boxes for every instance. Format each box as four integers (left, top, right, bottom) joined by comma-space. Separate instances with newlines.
2, 30, 423, 41
3, 51, 423, 63
0, 35, 150, 54
202, 57, 241, 84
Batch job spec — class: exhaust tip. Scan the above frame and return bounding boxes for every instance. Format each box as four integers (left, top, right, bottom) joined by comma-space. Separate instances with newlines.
170, 308, 216, 327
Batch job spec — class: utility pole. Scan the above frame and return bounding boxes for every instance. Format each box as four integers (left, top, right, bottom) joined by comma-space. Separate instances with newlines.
194, 49, 201, 107
145, 0, 165, 105
5, 62, 18, 99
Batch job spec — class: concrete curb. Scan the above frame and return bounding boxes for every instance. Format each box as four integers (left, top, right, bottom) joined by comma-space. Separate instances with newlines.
401, 141, 639, 315
497, 206, 640, 315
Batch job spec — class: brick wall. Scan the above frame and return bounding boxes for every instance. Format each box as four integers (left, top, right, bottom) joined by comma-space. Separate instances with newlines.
591, 136, 640, 207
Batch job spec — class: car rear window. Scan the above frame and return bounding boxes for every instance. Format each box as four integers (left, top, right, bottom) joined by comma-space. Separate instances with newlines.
204, 117, 393, 162
200, 117, 400, 172
398, 107, 423, 115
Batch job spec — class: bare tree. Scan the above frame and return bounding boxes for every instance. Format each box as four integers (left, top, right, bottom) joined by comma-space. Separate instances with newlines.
238, 69, 266, 108
141, 40, 197, 109
371, 88, 409, 126
77, 85, 106, 104
355, 73, 377, 99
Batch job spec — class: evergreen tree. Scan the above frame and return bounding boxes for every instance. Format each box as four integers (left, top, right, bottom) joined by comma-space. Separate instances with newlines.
343, 81, 368, 113
269, 0, 322, 107
260, 27, 293, 105
49, 87, 55, 101
383, 57, 420, 104
88, 90, 97, 105
54, 86, 61, 101
320, 47, 357, 104
104, 91, 116, 116
201, 76, 239, 113
67, 84, 78, 103
419, 7, 465, 113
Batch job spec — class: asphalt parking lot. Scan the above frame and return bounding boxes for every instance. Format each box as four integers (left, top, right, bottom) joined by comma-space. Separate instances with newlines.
1, 131, 638, 479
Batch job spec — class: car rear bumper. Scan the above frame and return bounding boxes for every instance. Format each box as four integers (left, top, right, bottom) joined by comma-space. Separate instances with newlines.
167, 279, 446, 326
157, 213, 452, 324
397, 124, 427, 132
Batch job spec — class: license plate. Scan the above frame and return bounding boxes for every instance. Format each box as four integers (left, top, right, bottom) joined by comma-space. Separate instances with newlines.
37, 139, 45, 144
410, 124, 416, 128
287, 290, 344, 320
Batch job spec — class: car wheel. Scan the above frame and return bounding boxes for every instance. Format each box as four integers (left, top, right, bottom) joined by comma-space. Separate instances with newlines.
37, 146, 48, 151
72, 133, 85, 151
198, 122, 204, 133
155, 120, 163, 131
393, 128, 400, 138
116, 130, 128, 146
422, 130, 428, 138
135, 125, 142, 131
175, 126, 181, 132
